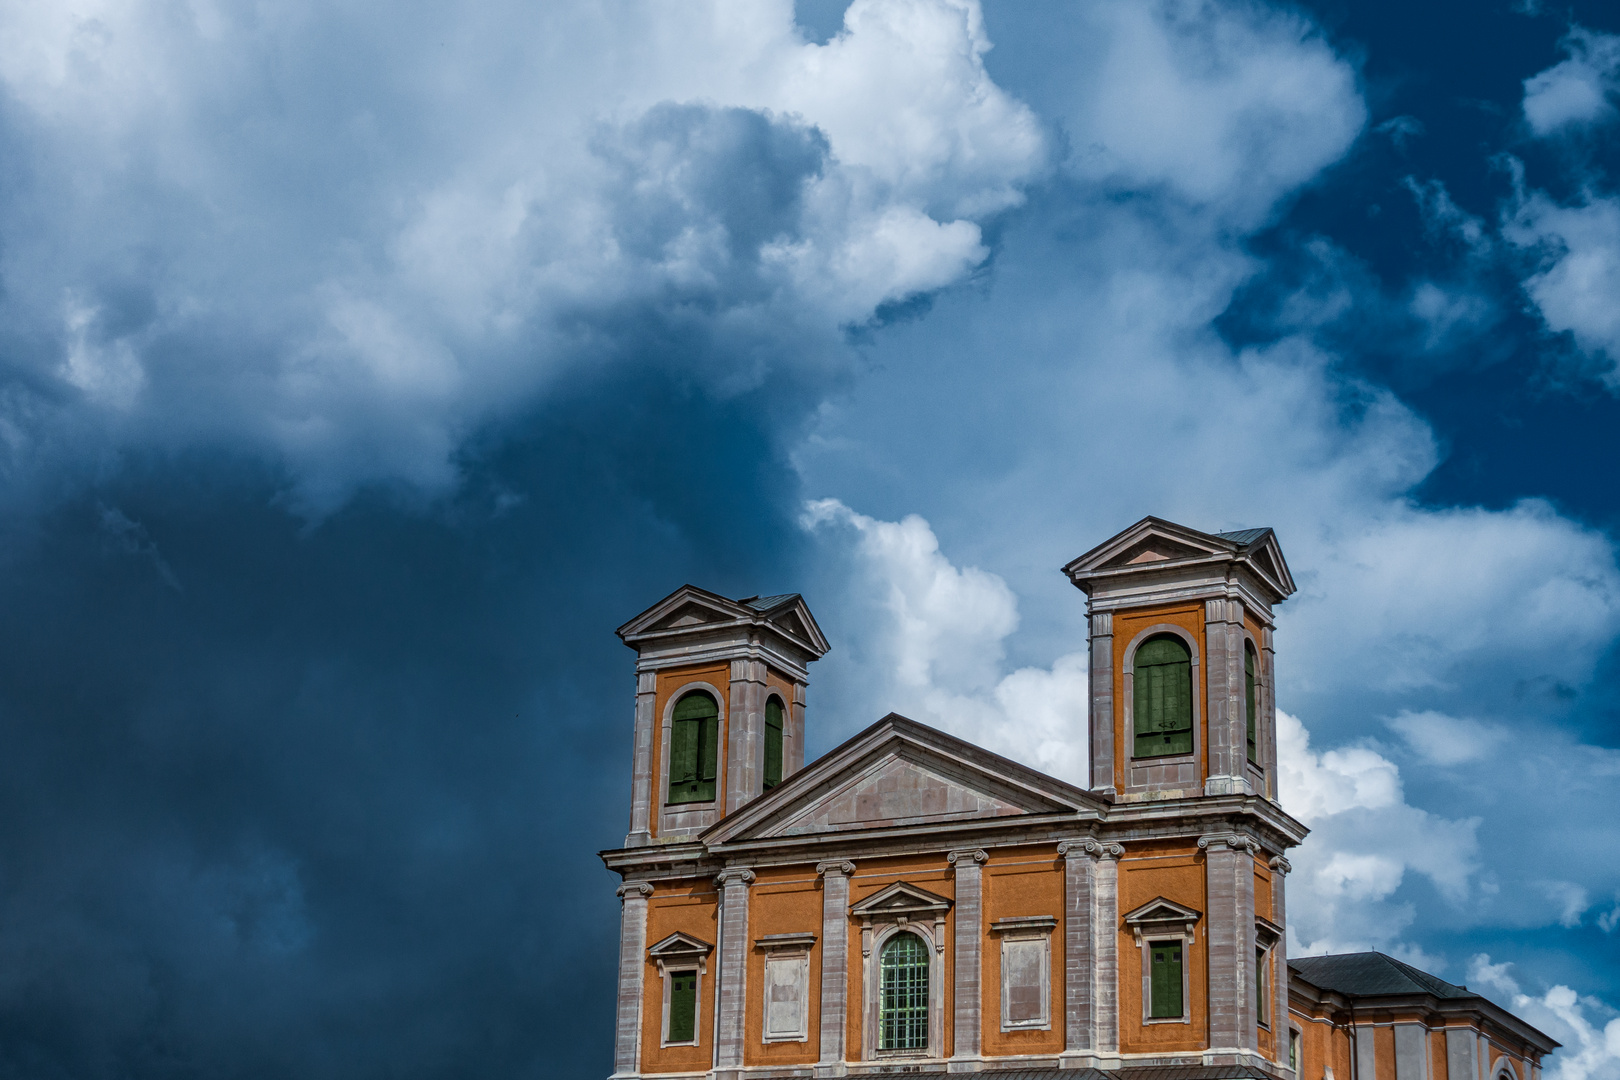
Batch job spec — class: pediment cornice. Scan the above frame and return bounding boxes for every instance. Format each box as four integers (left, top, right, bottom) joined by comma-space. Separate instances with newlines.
1062, 516, 1296, 605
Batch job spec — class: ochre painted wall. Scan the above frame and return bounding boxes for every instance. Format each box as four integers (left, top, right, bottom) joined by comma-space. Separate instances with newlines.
981, 845, 1066, 1059
648, 663, 730, 837
640, 879, 720, 1074
1117, 840, 1208, 1054
743, 863, 823, 1068
1111, 603, 1209, 791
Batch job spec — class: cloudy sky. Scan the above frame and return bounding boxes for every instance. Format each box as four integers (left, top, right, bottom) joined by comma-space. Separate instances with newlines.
0, 0, 1618, 1076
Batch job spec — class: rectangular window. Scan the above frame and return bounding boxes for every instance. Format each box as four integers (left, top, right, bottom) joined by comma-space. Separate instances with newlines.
1001, 937, 1049, 1028
1245, 645, 1258, 764
763, 698, 784, 790
1149, 941, 1183, 1019
1256, 946, 1270, 1026
763, 953, 809, 1040
1290, 1028, 1301, 1072
667, 969, 698, 1043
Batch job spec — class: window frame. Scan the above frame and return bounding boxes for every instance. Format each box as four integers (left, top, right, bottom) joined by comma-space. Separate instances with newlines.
851, 881, 951, 1062
877, 931, 931, 1052
1123, 896, 1200, 1026
647, 932, 713, 1049
992, 916, 1057, 1032
1132, 634, 1196, 759
756, 932, 815, 1044
1120, 625, 1203, 792
763, 695, 785, 791
1245, 641, 1259, 765
666, 690, 720, 805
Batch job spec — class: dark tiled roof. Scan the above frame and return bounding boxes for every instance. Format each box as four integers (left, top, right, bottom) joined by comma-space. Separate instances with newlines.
1290, 952, 1474, 1000
738, 593, 799, 612
1213, 527, 1273, 547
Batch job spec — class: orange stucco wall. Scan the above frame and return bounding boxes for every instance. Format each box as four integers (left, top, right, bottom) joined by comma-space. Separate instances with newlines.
743, 864, 823, 1068
640, 878, 721, 1073
1118, 840, 1208, 1054
982, 845, 1066, 1058
1292, 1011, 1353, 1080
1111, 603, 1209, 790
648, 663, 730, 837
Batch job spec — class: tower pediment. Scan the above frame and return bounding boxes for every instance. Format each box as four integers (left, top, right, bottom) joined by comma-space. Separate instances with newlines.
1063, 516, 1296, 606
703, 714, 1103, 846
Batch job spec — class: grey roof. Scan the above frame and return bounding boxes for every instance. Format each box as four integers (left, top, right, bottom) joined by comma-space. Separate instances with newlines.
738, 593, 799, 612
1290, 952, 1474, 1000
1213, 527, 1273, 548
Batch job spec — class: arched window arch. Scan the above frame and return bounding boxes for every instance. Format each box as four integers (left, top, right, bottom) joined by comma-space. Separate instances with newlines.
879, 932, 929, 1051
764, 696, 785, 791
1245, 641, 1258, 765
668, 691, 719, 804
1134, 635, 1193, 759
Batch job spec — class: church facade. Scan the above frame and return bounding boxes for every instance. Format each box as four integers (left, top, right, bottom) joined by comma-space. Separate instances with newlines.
601, 517, 1558, 1080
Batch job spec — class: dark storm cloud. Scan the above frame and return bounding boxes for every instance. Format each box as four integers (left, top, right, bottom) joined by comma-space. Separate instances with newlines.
0, 364, 817, 1078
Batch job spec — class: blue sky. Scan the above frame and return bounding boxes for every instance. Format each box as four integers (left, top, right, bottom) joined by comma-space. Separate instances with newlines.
0, 0, 1617, 1076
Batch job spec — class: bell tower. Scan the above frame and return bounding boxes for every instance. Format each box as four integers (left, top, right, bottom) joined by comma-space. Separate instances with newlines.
1061, 518, 1296, 801
615, 586, 829, 847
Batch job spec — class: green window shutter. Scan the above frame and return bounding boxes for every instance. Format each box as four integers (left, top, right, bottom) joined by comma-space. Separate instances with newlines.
668, 969, 697, 1043
669, 693, 719, 804
1134, 636, 1193, 758
1245, 644, 1257, 765
1149, 941, 1183, 1019
763, 698, 784, 790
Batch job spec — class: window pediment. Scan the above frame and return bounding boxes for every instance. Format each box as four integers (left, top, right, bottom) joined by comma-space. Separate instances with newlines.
849, 881, 952, 921
1123, 896, 1202, 945
648, 931, 714, 961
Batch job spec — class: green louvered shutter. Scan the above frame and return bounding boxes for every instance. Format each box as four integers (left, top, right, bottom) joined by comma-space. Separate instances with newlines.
668, 969, 698, 1042
1149, 942, 1183, 1019
763, 698, 784, 790
1134, 636, 1193, 758
669, 692, 718, 804
1245, 644, 1257, 765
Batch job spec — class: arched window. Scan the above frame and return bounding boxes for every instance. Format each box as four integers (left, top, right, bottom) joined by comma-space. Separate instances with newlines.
1244, 642, 1258, 765
1134, 635, 1193, 758
763, 696, 785, 791
668, 691, 719, 804
879, 932, 929, 1051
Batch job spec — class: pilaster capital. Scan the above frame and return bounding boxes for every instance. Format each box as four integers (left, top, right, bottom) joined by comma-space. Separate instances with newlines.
946, 848, 988, 867
1198, 832, 1261, 855
816, 859, 856, 877
616, 881, 655, 901
1057, 837, 1123, 861
1090, 611, 1113, 638
715, 868, 756, 889
1269, 855, 1293, 875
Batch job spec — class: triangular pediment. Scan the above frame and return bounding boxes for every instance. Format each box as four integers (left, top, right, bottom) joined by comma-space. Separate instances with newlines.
1063, 517, 1296, 602
850, 881, 952, 918
648, 931, 714, 958
618, 586, 830, 658
703, 714, 1104, 846
1123, 896, 1202, 926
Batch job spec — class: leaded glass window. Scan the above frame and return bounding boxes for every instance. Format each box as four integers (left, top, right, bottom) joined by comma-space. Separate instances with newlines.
668, 692, 719, 804
1134, 636, 1193, 758
879, 932, 929, 1051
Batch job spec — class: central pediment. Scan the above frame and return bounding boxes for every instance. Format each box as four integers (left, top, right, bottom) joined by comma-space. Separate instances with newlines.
703, 714, 1103, 846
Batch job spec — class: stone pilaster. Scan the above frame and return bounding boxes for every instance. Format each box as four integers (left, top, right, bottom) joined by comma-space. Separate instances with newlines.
1201, 832, 1259, 1058
948, 848, 988, 1065
614, 881, 654, 1076
1058, 838, 1124, 1068
1356, 1026, 1378, 1080
1204, 600, 1251, 796
1395, 1024, 1430, 1080
789, 681, 808, 778
1447, 1029, 1480, 1080
714, 868, 756, 1077
627, 671, 657, 846
1089, 613, 1116, 795
816, 860, 855, 1075
727, 660, 768, 813
1260, 626, 1278, 800
1270, 855, 1291, 1061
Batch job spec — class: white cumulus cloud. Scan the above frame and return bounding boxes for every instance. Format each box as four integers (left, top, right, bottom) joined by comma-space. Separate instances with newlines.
1522, 27, 1620, 136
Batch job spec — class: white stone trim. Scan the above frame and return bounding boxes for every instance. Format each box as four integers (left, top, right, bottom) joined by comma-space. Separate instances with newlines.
862, 919, 946, 1062
992, 917, 1056, 1032
647, 931, 713, 1049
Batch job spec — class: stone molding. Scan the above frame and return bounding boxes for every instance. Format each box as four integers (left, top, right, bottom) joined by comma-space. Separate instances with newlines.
616, 881, 654, 901
950, 848, 989, 1061
1058, 838, 1124, 860
1199, 832, 1261, 855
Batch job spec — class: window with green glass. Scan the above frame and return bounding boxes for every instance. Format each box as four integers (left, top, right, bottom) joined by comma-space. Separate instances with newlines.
1245, 642, 1258, 765
667, 969, 698, 1043
668, 692, 719, 804
1134, 636, 1193, 758
764, 697, 784, 791
1289, 1028, 1300, 1071
1149, 941, 1183, 1019
879, 932, 929, 1051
